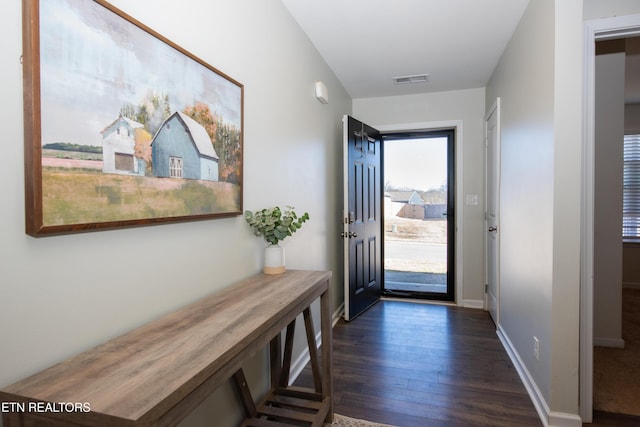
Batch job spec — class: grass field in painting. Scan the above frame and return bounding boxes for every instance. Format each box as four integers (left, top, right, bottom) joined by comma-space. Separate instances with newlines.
42, 167, 241, 227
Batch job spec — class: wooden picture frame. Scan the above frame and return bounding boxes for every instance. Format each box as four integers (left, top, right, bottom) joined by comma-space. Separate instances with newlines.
22, 0, 243, 236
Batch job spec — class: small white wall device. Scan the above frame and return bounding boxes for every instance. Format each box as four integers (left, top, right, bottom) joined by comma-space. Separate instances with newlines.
315, 81, 328, 104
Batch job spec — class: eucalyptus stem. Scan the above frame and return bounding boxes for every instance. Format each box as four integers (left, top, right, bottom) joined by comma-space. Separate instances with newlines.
244, 206, 309, 245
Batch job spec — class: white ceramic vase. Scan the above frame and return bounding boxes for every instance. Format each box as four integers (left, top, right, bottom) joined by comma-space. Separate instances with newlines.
264, 244, 285, 274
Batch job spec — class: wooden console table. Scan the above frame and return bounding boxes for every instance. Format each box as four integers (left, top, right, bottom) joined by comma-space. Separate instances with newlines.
0, 270, 333, 427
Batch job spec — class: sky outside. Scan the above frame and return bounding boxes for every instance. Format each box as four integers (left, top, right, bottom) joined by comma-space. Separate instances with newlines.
384, 137, 448, 191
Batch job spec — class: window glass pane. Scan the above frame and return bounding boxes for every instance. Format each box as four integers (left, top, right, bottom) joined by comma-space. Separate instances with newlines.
623, 134, 640, 238
169, 157, 183, 178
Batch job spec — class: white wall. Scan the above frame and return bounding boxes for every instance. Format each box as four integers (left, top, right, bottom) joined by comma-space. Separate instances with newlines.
0, 1, 351, 426
551, 0, 583, 416
593, 51, 625, 347
353, 88, 486, 305
486, 0, 555, 408
485, 0, 584, 421
627, 103, 640, 132
584, 0, 640, 20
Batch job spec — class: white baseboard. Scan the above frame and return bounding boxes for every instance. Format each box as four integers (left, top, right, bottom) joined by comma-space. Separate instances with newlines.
496, 325, 550, 425
548, 411, 584, 427
333, 302, 344, 326
496, 325, 582, 427
461, 299, 485, 309
593, 337, 625, 348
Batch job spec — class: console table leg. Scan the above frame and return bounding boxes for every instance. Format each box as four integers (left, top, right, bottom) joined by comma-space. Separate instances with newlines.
321, 281, 333, 423
3, 413, 24, 427
231, 369, 257, 419
269, 334, 282, 390
303, 308, 322, 393
280, 321, 296, 388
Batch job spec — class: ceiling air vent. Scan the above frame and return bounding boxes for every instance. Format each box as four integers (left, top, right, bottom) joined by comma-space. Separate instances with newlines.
393, 74, 430, 85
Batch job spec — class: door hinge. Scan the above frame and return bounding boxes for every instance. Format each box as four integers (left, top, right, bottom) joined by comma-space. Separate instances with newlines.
485, 284, 488, 293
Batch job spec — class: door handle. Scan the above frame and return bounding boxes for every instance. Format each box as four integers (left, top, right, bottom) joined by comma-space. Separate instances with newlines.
488, 226, 498, 233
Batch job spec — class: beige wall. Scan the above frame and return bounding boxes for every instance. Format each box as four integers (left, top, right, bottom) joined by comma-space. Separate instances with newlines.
486, 0, 556, 409
483, 0, 640, 421
627, 104, 640, 132
623, 243, 640, 286
0, 1, 351, 426
593, 50, 625, 346
485, 0, 584, 421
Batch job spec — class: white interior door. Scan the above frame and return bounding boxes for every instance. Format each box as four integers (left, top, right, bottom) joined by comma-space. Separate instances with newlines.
485, 99, 501, 325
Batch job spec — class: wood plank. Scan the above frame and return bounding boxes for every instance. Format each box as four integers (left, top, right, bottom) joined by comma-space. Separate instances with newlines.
242, 417, 299, 427
274, 386, 323, 402
295, 299, 540, 427
246, 389, 330, 427
2, 413, 22, 427
0, 270, 332, 426
591, 410, 640, 426
257, 405, 316, 423
266, 394, 324, 411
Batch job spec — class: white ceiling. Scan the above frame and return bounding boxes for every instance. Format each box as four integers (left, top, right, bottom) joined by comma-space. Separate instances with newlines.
281, 0, 530, 99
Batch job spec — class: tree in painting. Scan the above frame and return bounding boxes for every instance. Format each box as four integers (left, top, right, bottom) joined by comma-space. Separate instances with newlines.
183, 102, 241, 184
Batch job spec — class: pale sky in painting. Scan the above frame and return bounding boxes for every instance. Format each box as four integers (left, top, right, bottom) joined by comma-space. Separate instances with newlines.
39, 0, 242, 147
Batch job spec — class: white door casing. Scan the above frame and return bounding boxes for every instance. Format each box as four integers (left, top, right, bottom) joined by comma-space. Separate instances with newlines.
582, 14, 640, 423
485, 98, 501, 325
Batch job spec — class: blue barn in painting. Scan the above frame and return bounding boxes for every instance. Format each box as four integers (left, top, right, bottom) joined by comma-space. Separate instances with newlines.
151, 112, 219, 181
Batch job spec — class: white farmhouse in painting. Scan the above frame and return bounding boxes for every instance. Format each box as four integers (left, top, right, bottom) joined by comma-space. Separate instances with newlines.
101, 116, 146, 175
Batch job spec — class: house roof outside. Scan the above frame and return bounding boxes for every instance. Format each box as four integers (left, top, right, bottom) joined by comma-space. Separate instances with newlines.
386, 190, 422, 203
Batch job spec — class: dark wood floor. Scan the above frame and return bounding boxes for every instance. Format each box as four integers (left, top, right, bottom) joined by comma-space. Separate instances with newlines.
590, 411, 640, 426
295, 299, 640, 426
295, 299, 541, 426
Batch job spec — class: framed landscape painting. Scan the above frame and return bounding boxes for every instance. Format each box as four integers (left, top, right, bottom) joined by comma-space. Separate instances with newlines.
22, 0, 243, 236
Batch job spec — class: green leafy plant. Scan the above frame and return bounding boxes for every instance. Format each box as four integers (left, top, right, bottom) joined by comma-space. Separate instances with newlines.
244, 206, 309, 245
